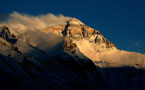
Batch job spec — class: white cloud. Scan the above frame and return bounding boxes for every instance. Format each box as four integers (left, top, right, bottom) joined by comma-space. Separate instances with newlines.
0, 11, 71, 35
0, 12, 68, 55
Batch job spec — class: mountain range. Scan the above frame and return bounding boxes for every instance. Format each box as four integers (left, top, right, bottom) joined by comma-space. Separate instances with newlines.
0, 14, 145, 90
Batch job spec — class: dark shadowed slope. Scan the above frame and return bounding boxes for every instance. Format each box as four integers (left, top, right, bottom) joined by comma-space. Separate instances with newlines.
0, 17, 145, 90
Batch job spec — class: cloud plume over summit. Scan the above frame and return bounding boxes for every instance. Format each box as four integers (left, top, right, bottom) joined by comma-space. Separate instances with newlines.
0, 12, 71, 35
0, 12, 67, 55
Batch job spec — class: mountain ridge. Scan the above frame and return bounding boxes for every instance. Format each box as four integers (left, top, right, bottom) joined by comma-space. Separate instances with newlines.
0, 16, 145, 89
0, 18, 145, 68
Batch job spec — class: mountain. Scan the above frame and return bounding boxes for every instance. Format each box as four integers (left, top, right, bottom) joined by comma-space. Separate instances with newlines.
41, 18, 145, 68
0, 17, 145, 90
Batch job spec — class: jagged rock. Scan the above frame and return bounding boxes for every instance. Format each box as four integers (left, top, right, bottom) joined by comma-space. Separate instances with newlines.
41, 18, 117, 54
0, 26, 17, 44
0, 17, 145, 90
0, 26, 11, 39
60, 18, 117, 54
63, 38, 77, 53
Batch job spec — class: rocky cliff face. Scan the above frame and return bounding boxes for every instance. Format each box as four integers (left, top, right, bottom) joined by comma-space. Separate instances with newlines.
42, 18, 116, 51
41, 18, 117, 62
40, 18, 145, 69
0, 26, 17, 44
62, 19, 116, 52
0, 18, 145, 90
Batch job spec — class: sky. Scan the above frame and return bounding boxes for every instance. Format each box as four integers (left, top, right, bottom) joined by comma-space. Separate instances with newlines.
0, 0, 145, 53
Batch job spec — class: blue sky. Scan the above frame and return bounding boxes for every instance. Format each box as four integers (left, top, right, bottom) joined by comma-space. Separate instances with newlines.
0, 0, 145, 53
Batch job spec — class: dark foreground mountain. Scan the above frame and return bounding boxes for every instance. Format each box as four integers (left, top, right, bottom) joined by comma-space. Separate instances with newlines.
0, 18, 145, 90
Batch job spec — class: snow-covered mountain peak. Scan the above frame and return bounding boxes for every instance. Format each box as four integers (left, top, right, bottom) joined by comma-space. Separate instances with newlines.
0, 17, 145, 69
1, 12, 145, 89
68, 18, 84, 25
61, 19, 117, 53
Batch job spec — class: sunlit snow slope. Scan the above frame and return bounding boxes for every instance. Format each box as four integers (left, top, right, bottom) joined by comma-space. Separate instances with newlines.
0, 12, 145, 90
0, 12, 145, 69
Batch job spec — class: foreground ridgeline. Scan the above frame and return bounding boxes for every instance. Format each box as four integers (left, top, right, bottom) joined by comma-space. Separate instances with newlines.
0, 18, 145, 90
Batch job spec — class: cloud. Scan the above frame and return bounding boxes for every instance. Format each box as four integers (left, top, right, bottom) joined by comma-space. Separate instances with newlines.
15, 30, 64, 55
0, 12, 69, 55
17, 30, 64, 50
0, 11, 72, 35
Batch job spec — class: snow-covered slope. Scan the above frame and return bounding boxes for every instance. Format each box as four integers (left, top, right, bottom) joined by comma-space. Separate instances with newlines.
59, 18, 145, 68
74, 39, 145, 68
0, 13, 145, 89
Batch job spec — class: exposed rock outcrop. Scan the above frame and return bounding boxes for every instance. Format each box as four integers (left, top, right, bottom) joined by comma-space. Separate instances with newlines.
0, 26, 17, 44
0, 17, 145, 90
